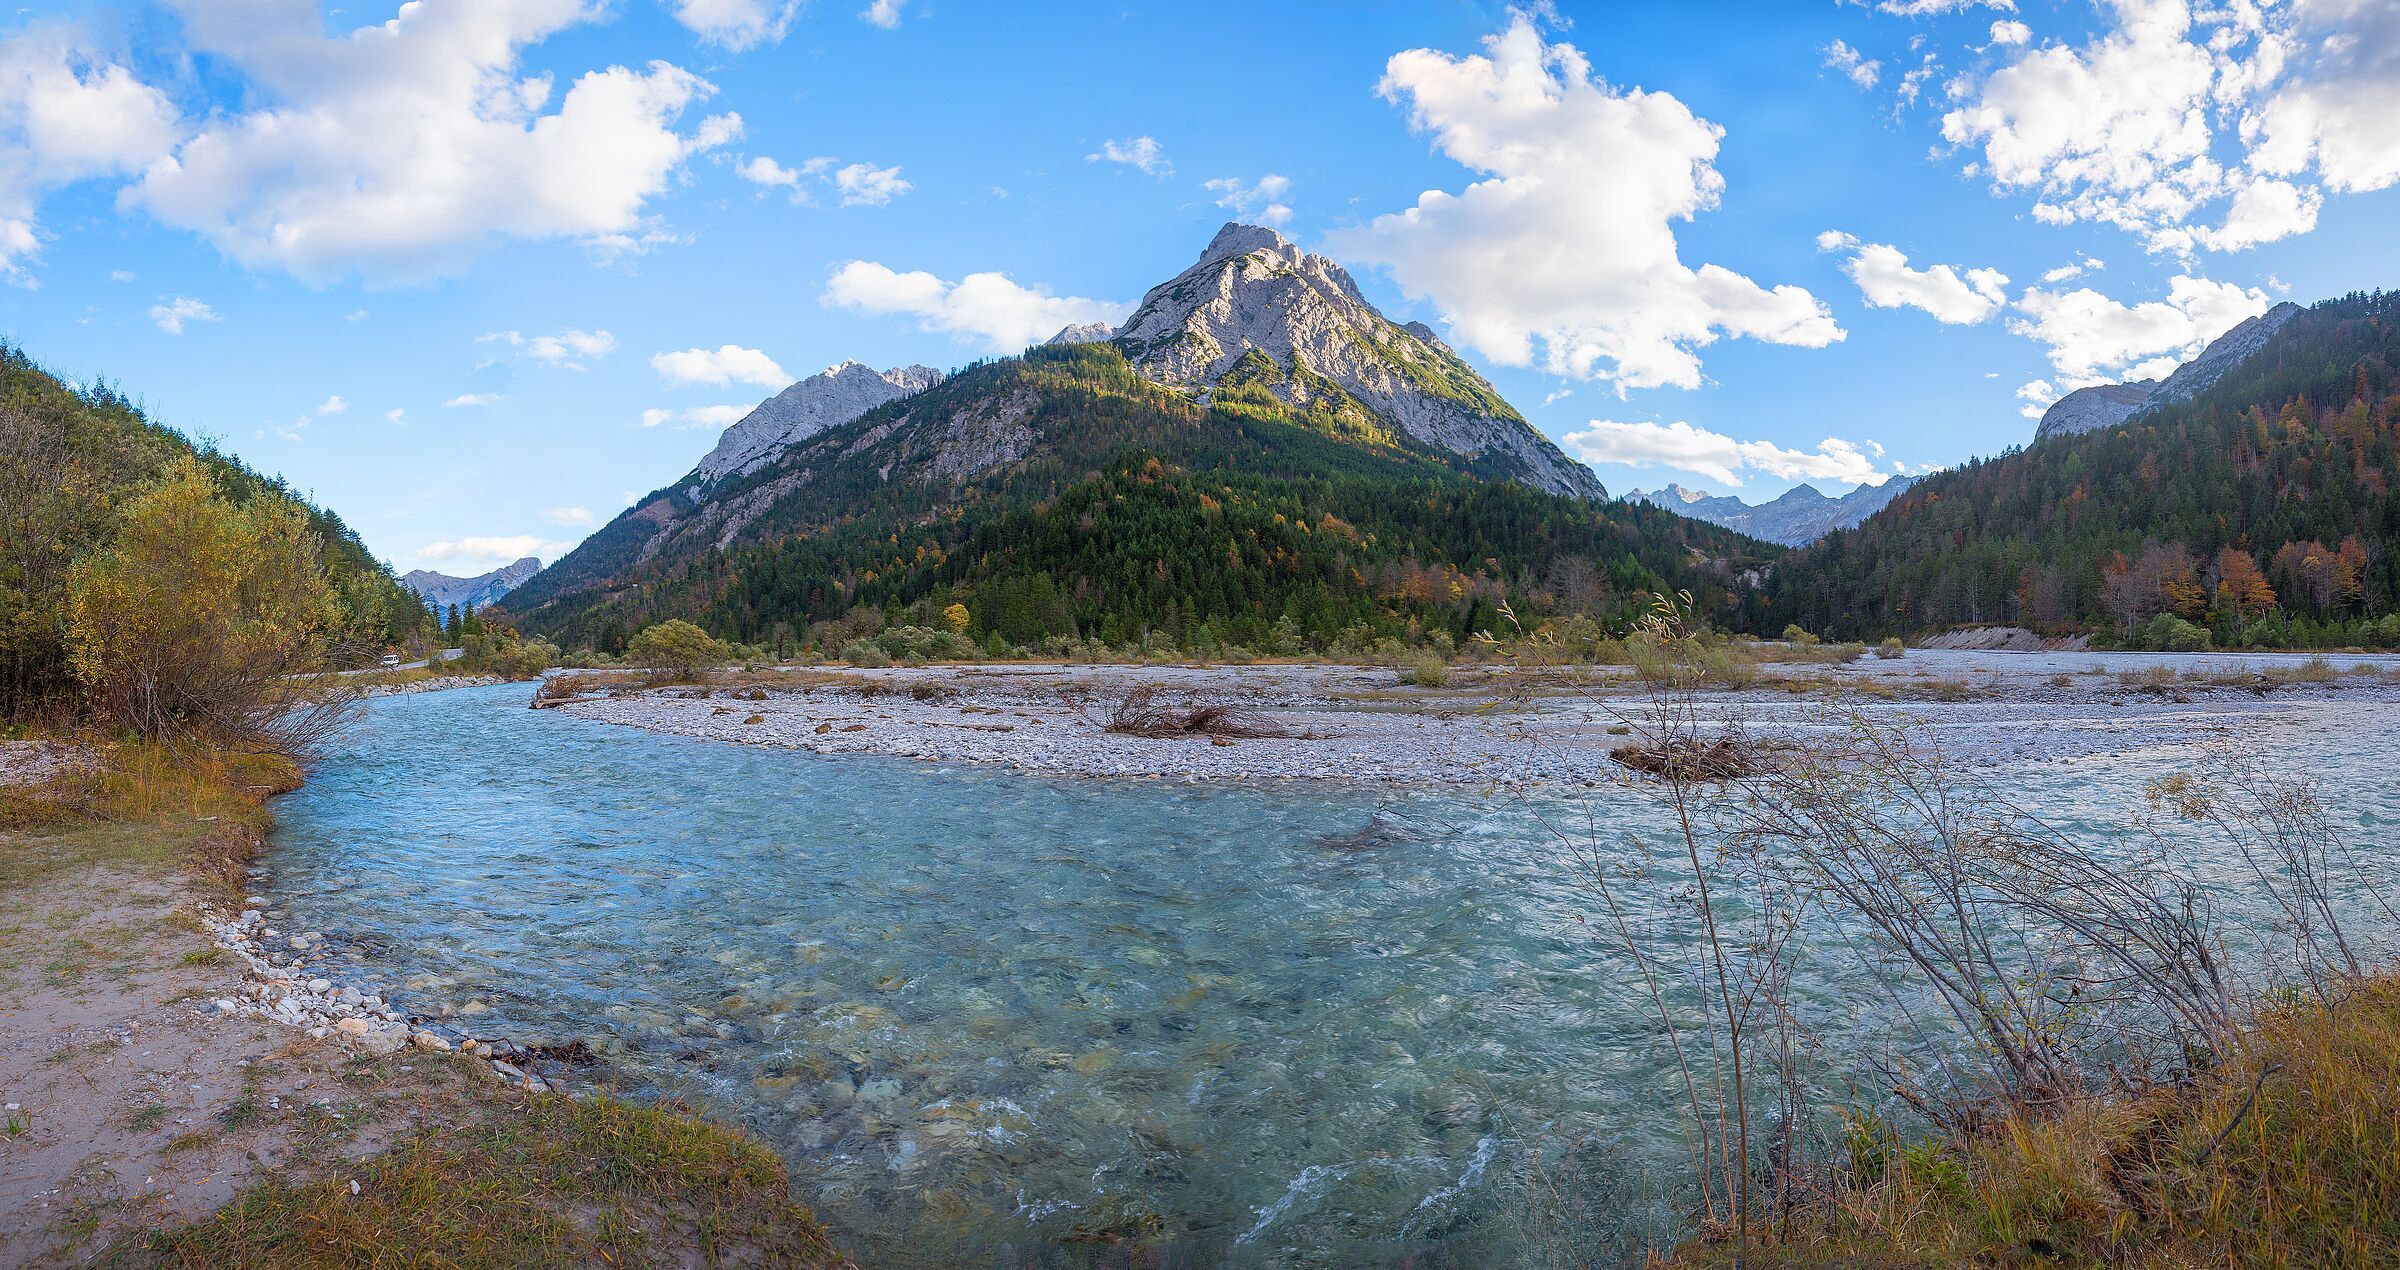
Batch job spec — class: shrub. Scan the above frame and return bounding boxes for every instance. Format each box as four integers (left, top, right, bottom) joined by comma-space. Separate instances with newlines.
626, 620, 732, 682
1781, 624, 1821, 646
65, 457, 346, 755
1875, 637, 1906, 660
1399, 657, 1451, 688
2141, 612, 2214, 652
838, 639, 890, 668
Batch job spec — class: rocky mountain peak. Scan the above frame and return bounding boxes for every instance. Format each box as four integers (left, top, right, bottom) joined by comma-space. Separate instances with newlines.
1115, 222, 1603, 499
404, 556, 542, 612
2034, 301, 2303, 443
1045, 321, 1117, 346
695, 359, 945, 483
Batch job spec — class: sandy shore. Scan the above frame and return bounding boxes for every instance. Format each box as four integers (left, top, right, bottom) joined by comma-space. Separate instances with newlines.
552, 649, 2400, 786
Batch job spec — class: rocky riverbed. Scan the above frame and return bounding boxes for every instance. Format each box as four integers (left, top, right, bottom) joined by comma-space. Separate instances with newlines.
200, 897, 560, 1091
551, 650, 2400, 785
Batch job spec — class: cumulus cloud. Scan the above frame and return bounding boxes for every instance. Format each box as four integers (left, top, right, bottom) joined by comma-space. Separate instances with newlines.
1818, 231, 2010, 324
149, 296, 216, 334
1824, 40, 1882, 88
444, 392, 502, 407
738, 154, 909, 206
2007, 273, 2269, 392
1564, 418, 1890, 488
545, 506, 595, 527
860, 0, 905, 28
1939, 0, 2400, 255
0, 25, 180, 280
2041, 255, 2104, 283
652, 344, 788, 388
822, 261, 1125, 353
668, 0, 798, 51
1086, 136, 1171, 177
120, 1, 739, 283
1989, 19, 2031, 45
1204, 174, 1292, 225
1869, 0, 2017, 13
739, 155, 801, 188
417, 534, 570, 572
1329, 16, 1841, 392
482, 328, 616, 369
268, 391, 350, 441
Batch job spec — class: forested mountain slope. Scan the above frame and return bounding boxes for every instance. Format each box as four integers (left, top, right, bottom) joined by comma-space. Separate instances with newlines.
1773, 292, 2400, 646
0, 344, 433, 716
504, 343, 1774, 654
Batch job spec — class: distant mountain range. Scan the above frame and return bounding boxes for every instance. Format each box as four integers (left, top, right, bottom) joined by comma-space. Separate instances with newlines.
1625, 478, 1919, 546
501, 222, 1771, 649
403, 557, 543, 613
2034, 302, 2303, 443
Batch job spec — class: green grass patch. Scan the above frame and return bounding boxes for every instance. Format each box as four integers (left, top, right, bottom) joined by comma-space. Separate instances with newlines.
154, 1093, 853, 1269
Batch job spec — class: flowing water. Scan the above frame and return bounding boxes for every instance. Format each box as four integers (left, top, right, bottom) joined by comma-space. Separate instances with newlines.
261, 683, 2400, 1267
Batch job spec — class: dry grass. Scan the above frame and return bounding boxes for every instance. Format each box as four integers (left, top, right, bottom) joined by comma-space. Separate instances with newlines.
1608, 736, 1773, 780
1669, 976, 2400, 1268
151, 1092, 854, 1269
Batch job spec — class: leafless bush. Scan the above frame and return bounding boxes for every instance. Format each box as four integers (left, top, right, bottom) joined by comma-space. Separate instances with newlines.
1608, 735, 1772, 780
1094, 685, 1291, 739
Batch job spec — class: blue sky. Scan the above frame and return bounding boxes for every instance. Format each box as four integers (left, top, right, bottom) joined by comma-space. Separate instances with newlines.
3, 0, 2397, 573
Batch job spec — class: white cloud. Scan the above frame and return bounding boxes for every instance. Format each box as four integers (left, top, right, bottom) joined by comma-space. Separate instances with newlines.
1870, 0, 2017, 13
652, 344, 788, 388
483, 328, 617, 369
417, 534, 570, 572
1989, 19, 2031, 45
1565, 418, 1890, 488
1203, 174, 1293, 225
445, 392, 502, 407
1329, 16, 1841, 392
668, 0, 798, 51
1939, 0, 2400, 256
121, 3, 739, 283
1086, 136, 1171, 177
2040, 255, 2104, 283
149, 296, 216, 334
832, 161, 911, 206
2015, 377, 2061, 419
739, 155, 801, 188
545, 506, 595, 527
823, 261, 1125, 353
345, 309, 369, 321
2007, 273, 2270, 389
637, 404, 746, 429
861, 0, 905, 29
1824, 40, 1882, 89
0, 25, 180, 280
316, 394, 347, 415
739, 154, 909, 206
270, 391, 350, 442
107, 269, 133, 282
1818, 231, 2010, 324
386, 407, 407, 424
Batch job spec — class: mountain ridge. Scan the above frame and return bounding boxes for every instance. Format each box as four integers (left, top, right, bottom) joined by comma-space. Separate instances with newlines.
403, 557, 543, 613
2035, 302, 2303, 443
1625, 478, 1918, 546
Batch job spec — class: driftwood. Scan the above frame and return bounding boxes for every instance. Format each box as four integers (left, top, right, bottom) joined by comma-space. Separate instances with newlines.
1095, 686, 1294, 739
1609, 736, 1770, 780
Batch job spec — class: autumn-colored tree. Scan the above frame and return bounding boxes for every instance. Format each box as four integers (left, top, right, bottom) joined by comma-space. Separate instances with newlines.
66, 456, 344, 752
626, 618, 731, 682
2214, 547, 2279, 624
939, 602, 971, 634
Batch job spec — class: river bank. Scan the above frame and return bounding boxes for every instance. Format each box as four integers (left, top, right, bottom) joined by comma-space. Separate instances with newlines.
551, 649, 2400, 786
0, 741, 851, 1268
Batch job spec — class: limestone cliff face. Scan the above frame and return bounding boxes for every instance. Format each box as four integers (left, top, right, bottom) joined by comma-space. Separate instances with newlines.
695, 360, 944, 483
1113, 223, 1604, 499
2034, 302, 2302, 443
402, 557, 542, 612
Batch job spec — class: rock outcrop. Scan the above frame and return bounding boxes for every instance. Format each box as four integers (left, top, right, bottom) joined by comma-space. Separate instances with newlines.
695, 360, 944, 483
1045, 322, 1116, 346
1115, 223, 1603, 499
403, 556, 542, 612
1626, 477, 1919, 546
2034, 302, 2302, 443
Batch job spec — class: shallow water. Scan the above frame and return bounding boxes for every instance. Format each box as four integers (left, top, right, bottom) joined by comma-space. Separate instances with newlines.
262, 684, 2400, 1267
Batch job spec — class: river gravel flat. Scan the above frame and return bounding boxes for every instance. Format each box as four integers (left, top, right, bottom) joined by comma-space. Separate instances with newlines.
554, 650, 2400, 786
